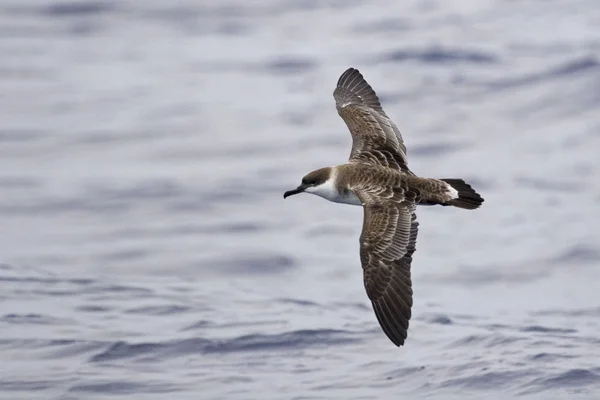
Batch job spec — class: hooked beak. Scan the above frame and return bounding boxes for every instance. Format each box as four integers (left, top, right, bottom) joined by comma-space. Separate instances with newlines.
283, 184, 307, 199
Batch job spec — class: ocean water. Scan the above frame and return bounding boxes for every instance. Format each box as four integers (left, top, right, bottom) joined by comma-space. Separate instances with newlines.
1, 0, 600, 398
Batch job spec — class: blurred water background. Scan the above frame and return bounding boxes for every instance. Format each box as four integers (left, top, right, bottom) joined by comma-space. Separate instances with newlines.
1, 0, 600, 399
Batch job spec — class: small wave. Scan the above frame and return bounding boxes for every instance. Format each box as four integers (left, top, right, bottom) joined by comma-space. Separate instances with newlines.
522, 369, 600, 394
180, 320, 213, 331
550, 245, 600, 264
45, 339, 108, 359
449, 333, 524, 349
203, 329, 359, 353
42, 2, 116, 17
182, 318, 286, 332
0, 274, 95, 286
528, 352, 576, 362
277, 298, 323, 308
0, 379, 58, 391
0, 338, 107, 360
422, 314, 453, 325
486, 56, 600, 90
264, 58, 317, 74
410, 142, 467, 157
381, 365, 426, 380
88, 284, 154, 295
90, 340, 192, 363
0, 129, 44, 143
520, 325, 577, 335
533, 307, 600, 317
69, 380, 181, 395
440, 370, 529, 391
540, 369, 600, 387
90, 329, 359, 362
1, 313, 69, 326
210, 253, 295, 275
124, 305, 190, 316
97, 249, 149, 262
382, 47, 498, 64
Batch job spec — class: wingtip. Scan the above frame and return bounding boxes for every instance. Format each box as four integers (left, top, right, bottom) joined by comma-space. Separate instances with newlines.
372, 300, 410, 347
337, 67, 362, 88
390, 336, 405, 347
334, 67, 386, 115
388, 335, 406, 347
392, 334, 407, 347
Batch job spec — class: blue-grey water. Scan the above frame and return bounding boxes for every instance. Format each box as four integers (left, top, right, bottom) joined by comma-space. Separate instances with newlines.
2, 0, 600, 399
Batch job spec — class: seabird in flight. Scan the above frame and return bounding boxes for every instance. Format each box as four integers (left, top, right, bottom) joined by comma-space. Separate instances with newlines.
284, 67, 484, 346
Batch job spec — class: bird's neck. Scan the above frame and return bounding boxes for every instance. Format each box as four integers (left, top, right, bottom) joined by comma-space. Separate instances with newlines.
309, 169, 362, 206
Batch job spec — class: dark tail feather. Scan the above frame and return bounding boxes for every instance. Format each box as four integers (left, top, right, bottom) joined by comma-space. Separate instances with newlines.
441, 179, 484, 210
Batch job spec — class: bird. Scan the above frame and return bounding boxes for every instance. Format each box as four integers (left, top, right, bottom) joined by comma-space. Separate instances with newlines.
283, 67, 484, 347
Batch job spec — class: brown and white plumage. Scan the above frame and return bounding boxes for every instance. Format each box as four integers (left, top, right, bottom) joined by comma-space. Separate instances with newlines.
284, 67, 484, 347
334, 68, 410, 173
358, 194, 417, 346
333, 68, 420, 345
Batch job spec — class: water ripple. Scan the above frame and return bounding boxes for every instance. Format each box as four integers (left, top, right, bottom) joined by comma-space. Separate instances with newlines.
264, 58, 317, 74
551, 245, 600, 264
42, 2, 116, 17
90, 329, 358, 362
487, 56, 600, 90
69, 380, 181, 394
124, 305, 190, 316
210, 254, 295, 275
522, 369, 600, 394
440, 370, 529, 390
381, 47, 498, 64
520, 325, 577, 335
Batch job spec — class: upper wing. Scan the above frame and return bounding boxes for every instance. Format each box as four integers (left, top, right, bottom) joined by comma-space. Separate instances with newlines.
356, 190, 419, 346
333, 68, 410, 172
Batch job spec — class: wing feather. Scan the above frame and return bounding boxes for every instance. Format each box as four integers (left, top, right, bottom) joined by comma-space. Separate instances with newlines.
333, 68, 410, 172
355, 191, 419, 347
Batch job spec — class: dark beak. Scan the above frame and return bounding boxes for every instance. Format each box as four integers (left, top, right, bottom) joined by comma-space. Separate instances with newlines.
283, 185, 307, 199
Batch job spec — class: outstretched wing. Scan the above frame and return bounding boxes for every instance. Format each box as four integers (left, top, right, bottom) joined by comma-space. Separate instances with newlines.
355, 189, 419, 346
333, 68, 410, 173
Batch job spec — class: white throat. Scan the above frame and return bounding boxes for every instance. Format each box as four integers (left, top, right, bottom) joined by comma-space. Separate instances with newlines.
304, 172, 362, 206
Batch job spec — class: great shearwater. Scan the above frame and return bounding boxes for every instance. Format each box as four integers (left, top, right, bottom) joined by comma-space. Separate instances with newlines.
284, 67, 484, 347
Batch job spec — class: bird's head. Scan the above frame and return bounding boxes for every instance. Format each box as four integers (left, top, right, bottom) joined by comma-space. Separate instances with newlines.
283, 167, 333, 199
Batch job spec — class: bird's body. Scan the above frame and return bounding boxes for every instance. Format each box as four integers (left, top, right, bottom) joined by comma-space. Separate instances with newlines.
284, 68, 484, 346
304, 164, 465, 207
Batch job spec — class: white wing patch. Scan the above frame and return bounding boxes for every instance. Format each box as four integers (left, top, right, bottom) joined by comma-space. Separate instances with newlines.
446, 183, 459, 199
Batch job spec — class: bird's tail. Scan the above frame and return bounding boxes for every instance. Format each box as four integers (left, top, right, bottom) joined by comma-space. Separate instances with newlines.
440, 179, 484, 210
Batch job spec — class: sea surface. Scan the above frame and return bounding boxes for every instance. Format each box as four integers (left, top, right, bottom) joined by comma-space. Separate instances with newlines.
1, 0, 600, 399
